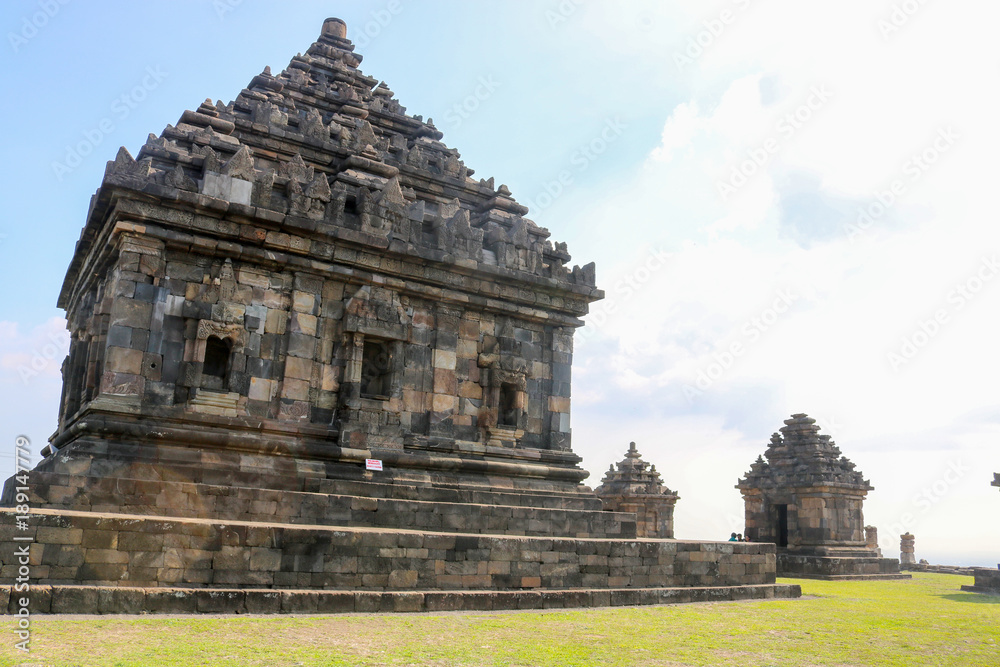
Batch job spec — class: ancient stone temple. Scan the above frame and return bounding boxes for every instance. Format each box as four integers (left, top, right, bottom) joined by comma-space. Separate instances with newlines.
0, 18, 798, 613
595, 442, 678, 539
737, 414, 908, 580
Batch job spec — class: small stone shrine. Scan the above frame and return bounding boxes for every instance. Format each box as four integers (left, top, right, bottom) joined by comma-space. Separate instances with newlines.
595, 442, 679, 539
737, 413, 908, 579
0, 18, 798, 614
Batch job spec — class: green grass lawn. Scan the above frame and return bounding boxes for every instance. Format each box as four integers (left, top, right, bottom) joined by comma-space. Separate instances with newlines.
2, 573, 997, 667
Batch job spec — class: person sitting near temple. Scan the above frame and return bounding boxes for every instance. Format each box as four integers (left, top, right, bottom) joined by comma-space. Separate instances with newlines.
729, 532, 738, 542
736, 533, 744, 542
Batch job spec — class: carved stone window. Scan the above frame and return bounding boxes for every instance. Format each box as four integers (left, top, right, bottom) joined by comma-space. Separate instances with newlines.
421, 220, 436, 246
360, 338, 392, 399
202, 336, 232, 391
344, 194, 359, 216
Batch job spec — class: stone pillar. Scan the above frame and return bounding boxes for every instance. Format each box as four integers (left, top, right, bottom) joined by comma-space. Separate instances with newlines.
900, 533, 915, 565
865, 526, 882, 557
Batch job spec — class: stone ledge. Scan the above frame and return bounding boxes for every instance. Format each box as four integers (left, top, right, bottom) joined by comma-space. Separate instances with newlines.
0, 583, 801, 615
778, 554, 906, 579
1, 509, 778, 591
17, 469, 636, 539
782, 573, 912, 581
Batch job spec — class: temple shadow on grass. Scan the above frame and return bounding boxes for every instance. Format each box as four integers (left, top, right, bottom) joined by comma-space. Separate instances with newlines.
937, 592, 1000, 605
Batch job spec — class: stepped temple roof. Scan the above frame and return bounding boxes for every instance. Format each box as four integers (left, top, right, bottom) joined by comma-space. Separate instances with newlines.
737, 413, 872, 492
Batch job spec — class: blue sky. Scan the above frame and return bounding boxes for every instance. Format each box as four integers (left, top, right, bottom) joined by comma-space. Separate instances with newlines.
2, 1, 998, 565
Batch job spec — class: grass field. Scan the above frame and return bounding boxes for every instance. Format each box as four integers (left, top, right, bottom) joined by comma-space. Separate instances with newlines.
2, 573, 997, 666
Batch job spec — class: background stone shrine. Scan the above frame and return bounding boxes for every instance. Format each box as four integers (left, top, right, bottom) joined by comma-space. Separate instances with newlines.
595, 442, 679, 539
0, 18, 798, 614
737, 414, 909, 580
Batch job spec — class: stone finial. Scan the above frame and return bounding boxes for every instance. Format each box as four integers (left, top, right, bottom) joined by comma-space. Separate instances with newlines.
322, 18, 348, 40
222, 146, 256, 181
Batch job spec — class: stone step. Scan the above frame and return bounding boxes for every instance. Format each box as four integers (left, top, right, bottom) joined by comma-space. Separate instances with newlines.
3, 582, 802, 615
787, 573, 912, 581
20, 470, 636, 539
1, 509, 778, 593
28, 439, 603, 511
778, 554, 908, 579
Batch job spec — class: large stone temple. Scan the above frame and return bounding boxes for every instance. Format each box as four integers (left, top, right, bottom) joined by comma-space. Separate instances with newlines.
0, 18, 797, 613
737, 414, 908, 580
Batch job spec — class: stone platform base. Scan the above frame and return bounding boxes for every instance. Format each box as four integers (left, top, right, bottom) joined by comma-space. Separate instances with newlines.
780, 572, 912, 581
0, 508, 799, 614
902, 563, 978, 576
778, 554, 910, 580
1, 582, 802, 615
2, 509, 780, 590
960, 567, 1000, 595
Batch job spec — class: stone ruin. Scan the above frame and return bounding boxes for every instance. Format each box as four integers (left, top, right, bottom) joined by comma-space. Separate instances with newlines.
864, 525, 882, 557
0, 18, 798, 614
737, 413, 909, 580
961, 474, 1000, 595
594, 442, 679, 539
899, 533, 916, 565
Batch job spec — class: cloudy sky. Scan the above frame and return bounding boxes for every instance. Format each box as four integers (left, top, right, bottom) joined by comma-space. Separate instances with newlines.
1, 1, 997, 565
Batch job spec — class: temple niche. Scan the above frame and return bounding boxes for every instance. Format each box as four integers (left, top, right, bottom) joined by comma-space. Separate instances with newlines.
595, 442, 679, 539
737, 413, 909, 579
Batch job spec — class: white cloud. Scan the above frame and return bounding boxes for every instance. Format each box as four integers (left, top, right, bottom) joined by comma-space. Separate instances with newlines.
0, 318, 68, 479
568, 0, 1000, 564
